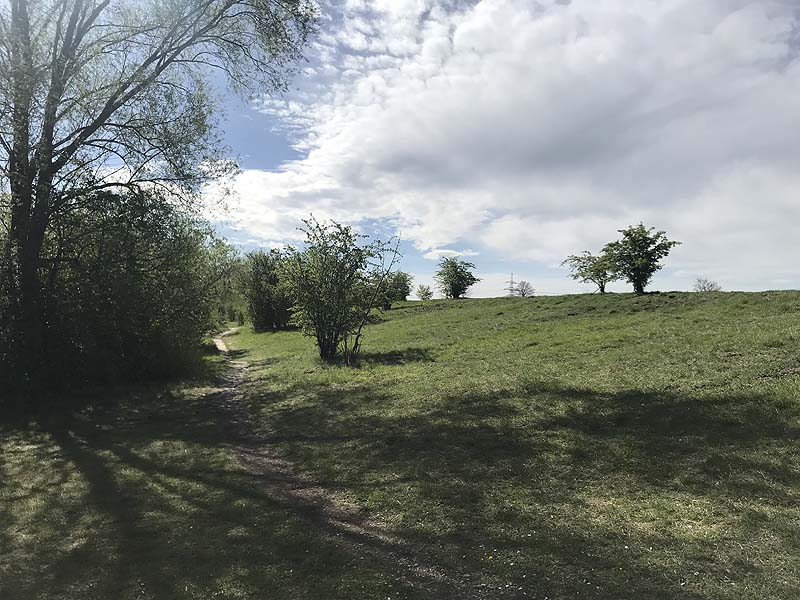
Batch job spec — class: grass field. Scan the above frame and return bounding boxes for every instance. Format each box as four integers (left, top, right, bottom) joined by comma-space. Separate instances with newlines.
2, 291, 800, 599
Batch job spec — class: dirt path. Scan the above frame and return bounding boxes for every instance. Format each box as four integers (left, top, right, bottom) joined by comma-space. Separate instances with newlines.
207, 331, 479, 599
212, 328, 238, 354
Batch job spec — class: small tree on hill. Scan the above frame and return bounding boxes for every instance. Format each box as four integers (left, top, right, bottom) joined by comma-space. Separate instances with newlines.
416, 284, 433, 301
516, 280, 535, 297
562, 251, 619, 294
694, 277, 722, 292
603, 224, 680, 295
378, 271, 413, 309
435, 257, 480, 299
283, 218, 399, 364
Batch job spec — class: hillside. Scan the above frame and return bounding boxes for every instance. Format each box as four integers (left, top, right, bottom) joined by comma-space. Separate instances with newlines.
3, 291, 800, 599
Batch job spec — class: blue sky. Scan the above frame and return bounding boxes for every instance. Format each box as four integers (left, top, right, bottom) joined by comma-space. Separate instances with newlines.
209, 0, 800, 298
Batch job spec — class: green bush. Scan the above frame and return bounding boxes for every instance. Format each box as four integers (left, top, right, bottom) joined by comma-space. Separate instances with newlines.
603, 224, 681, 294
283, 218, 398, 364
0, 190, 231, 391
434, 257, 480, 299
377, 271, 413, 309
416, 284, 433, 301
242, 250, 293, 332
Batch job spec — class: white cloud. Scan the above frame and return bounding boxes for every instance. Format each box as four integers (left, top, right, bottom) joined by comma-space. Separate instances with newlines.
220, 0, 800, 290
422, 248, 480, 261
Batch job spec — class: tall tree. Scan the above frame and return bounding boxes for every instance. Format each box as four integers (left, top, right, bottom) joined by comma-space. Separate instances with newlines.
603, 224, 681, 295
0, 0, 317, 380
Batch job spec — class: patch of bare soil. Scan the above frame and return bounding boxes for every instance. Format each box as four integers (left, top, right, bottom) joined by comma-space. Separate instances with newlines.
778, 367, 800, 377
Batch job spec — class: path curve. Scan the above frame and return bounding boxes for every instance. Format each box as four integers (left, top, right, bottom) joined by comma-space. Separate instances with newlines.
212, 328, 239, 354
206, 328, 477, 598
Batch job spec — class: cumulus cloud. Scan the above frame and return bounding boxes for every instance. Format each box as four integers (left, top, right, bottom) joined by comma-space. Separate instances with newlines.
220, 0, 800, 291
422, 248, 480, 261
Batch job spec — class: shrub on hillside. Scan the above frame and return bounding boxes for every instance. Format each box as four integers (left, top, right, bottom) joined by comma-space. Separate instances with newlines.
416, 284, 433, 301
377, 271, 413, 309
563, 251, 619, 293
515, 280, 535, 297
283, 218, 400, 364
435, 257, 480, 299
694, 277, 722, 292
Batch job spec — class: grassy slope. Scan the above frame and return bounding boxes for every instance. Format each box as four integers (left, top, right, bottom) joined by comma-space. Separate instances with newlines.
2, 291, 800, 599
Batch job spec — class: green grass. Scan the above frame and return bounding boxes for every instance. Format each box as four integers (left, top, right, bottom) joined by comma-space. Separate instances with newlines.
3, 291, 800, 599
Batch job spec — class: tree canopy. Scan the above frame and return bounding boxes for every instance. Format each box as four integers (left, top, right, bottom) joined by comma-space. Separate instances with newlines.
434, 257, 480, 299
603, 224, 680, 294
563, 251, 619, 294
243, 249, 292, 332
0, 0, 317, 385
377, 271, 413, 309
1, 188, 234, 390
283, 218, 399, 364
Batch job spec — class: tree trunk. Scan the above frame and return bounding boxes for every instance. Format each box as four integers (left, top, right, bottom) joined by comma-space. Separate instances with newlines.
8, 179, 51, 385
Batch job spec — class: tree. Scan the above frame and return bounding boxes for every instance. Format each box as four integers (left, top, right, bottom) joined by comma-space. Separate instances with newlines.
434, 257, 480, 299
694, 277, 722, 293
215, 255, 248, 324
562, 251, 619, 294
243, 250, 292, 332
416, 284, 433, 301
516, 280, 534, 297
1, 188, 231, 391
0, 0, 317, 383
377, 271, 413, 310
603, 224, 681, 295
283, 218, 400, 365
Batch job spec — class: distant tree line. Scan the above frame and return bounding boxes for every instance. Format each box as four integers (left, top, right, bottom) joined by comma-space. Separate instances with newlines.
233, 235, 491, 363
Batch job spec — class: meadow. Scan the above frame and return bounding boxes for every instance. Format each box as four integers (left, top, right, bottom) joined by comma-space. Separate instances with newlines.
2, 291, 799, 599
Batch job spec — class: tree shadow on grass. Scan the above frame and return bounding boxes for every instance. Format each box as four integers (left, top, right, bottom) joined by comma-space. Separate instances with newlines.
358, 347, 435, 366
247, 378, 800, 598
521, 382, 800, 503
0, 384, 479, 600
2, 374, 799, 599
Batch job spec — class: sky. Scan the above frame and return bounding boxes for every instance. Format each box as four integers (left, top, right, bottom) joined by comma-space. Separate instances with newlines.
210, 0, 800, 298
